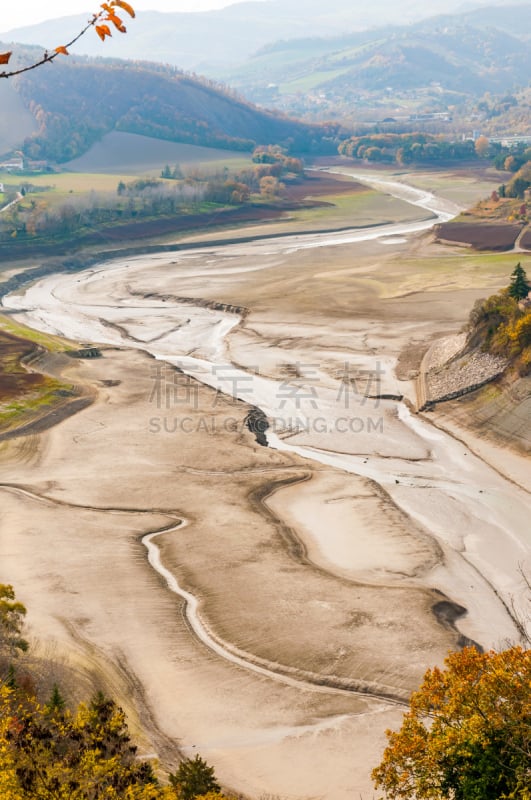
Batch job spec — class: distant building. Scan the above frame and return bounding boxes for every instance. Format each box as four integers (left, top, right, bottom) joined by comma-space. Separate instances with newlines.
490, 135, 531, 148
26, 160, 51, 172
409, 112, 451, 123
0, 157, 24, 172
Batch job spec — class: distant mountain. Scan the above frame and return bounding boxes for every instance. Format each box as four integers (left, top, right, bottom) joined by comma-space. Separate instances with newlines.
1, 0, 529, 72
220, 7, 531, 112
1, 48, 336, 163
456, 3, 531, 38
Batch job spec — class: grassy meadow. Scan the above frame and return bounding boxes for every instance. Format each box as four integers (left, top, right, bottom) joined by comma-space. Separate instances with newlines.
64, 131, 254, 175
0, 324, 75, 432
0, 314, 75, 352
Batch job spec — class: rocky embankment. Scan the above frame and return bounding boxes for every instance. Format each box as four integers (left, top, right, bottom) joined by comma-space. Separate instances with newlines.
418, 333, 508, 410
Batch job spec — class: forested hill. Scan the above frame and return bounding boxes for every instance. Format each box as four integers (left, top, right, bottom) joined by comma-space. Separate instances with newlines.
2, 0, 528, 71
3, 49, 338, 163
225, 8, 531, 103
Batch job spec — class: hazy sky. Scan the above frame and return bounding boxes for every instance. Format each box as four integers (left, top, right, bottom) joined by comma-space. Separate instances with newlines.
2, 1, 245, 31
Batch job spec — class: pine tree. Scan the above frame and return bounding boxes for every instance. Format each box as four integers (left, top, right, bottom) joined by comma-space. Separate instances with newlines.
46, 683, 66, 713
169, 755, 221, 800
508, 263, 529, 300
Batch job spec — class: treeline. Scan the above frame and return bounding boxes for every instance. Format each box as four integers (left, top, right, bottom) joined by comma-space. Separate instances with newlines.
0, 155, 305, 243
0, 584, 234, 799
338, 132, 477, 165
338, 132, 531, 198
252, 144, 304, 174
494, 145, 531, 199
11, 56, 340, 163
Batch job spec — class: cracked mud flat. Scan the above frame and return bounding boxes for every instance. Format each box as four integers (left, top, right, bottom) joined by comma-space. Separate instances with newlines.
1, 172, 530, 798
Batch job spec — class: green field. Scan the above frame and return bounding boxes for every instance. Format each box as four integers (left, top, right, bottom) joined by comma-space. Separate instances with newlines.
65, 131, 254, 175
279, 67, 352, 95
0, 137, 252, 214
0, 171, 128, 194
0, 314, 74, 352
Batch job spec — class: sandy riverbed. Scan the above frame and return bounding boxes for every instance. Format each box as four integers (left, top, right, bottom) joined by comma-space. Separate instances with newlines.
1, 170, 530, 799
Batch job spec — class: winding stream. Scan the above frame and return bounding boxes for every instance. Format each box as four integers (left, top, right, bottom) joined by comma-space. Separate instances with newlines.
3, 173, 530, 652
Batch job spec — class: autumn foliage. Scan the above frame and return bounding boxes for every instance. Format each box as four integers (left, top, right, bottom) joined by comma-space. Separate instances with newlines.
372, 646, 531, 800
0, 2, 135, 79
465, 265, 531, 374
0, 585, 236, 800
0, 688, 170, 799
0, 585, 28, 659
0, 682, 235, 799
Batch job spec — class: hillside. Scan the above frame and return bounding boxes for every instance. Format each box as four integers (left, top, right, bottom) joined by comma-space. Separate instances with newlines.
1, 50, 336, 163
0, 81, 37, 156
422, 268, 531, 454
64, 133, 254, 174
222, 8, 531, 117
1, 0, 528, 72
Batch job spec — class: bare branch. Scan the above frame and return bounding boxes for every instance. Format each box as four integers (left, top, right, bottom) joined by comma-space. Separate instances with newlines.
0, 2, 135, 79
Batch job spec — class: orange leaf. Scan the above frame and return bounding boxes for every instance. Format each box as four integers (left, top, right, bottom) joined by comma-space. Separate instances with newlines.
105, 12, 127, 33
113, 0, 135, 18
95, 24, 112, 40
54, 46, 69, 55
0, 51, 12, 64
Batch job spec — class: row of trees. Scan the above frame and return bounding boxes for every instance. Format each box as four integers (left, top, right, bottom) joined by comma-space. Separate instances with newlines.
338, 132, 480, 165
490, 144, 531, 199
0, 155, 300, 242
338, 132, 531, 196
1, 180, 206, 240
251, 145, 304, 174
501, 161, 531, 200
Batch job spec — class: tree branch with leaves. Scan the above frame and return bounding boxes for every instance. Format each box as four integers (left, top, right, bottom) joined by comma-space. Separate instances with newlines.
372, 645, 531, 800
0, 1, 135, 79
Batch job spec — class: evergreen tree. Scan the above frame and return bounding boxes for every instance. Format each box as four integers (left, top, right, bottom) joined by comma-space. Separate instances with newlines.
170, 755, 221, 800
46, 683, 66, 713
508, 263, 529, 300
